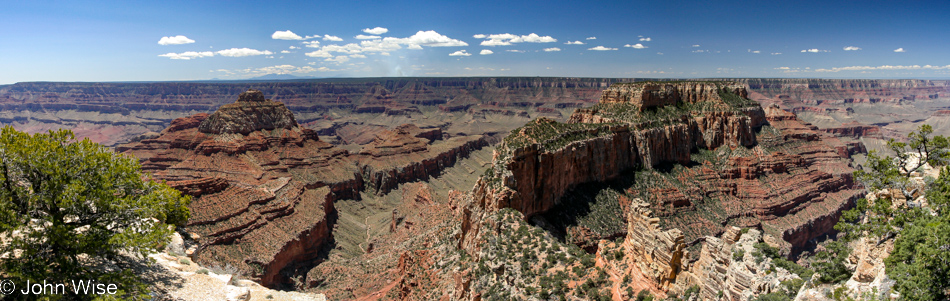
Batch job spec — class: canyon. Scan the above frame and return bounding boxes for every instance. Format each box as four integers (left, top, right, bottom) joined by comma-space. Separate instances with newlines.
455, 81, 863, 299
2, 78, 949, 299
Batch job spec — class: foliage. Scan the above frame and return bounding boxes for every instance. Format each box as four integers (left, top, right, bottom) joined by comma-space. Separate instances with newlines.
882, 169, 950, 300
835, 125, 950, 300
635, 289, 655, 301
752, 279, 803, 301
752, 242, 814, 280
838, 125, 946, 241
811, 241, 852, 284
854, 124, 949, 203
0, 127, 191, 300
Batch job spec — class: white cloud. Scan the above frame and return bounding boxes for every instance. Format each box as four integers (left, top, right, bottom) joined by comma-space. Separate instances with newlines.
771, 52, 782, 55
473, 34, 487, 39
304, 30, 466, 59
389, 30, 468, 47
586, 37, 596, 40
480, 49, 493, 55
303, 41, 321, 48
479, 33, 556, 46
752, 50, 760, 53
639, 37, 651, 42
349, 54, 367, 58
280, 50, 291, 54
362, 27, 388, 35
519, 33, 557, 43
243, 64, 319, 76
272, 30, 303, 40
692, 49, 706, 53
543, 47, 561, 52
158, 51, 213, 60
325, 55, 350, 63
323, 35, 343, 41
565, 41, 585, 45
776, 67, 791, 70
894, 48, 906, 52
449, 50, 471, 56
305, 50, 332, 58
158, 35, 195, 45
656, 52, 664, 55
588, 46, 617, 51
624, 43, 647, 49
814, 64, 950, 72
321, 43, 364, 54
801, 49, 829, 53
304, 35, 320, 39
843, 46, 861, 51
216, 48, 273, 57
289, 46, 300, 49
355, 35, 381, 40
506, 50, 526, 53
691, 44, 700, 47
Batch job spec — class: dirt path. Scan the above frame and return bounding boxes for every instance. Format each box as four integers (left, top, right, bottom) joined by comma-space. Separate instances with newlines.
358, 215, 372, 253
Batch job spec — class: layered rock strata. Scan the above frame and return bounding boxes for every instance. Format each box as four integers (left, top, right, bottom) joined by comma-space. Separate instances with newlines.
678, 228, 799, 300
119, 90, 487, 288
624, 200, 686, 289
459, 81, 861, 298
355, 123, 488, 195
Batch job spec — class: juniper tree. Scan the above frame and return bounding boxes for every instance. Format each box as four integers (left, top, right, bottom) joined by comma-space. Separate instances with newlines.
0, 127, 190, 300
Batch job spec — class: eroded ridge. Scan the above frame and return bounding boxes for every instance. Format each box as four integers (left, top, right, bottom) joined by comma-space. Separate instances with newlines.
458, 81, 861, 297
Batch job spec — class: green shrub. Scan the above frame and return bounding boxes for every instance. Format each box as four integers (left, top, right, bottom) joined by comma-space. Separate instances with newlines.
0, 127, 191, 300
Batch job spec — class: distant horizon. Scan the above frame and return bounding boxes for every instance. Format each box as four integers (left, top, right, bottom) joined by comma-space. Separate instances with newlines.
5, 76, 950, 86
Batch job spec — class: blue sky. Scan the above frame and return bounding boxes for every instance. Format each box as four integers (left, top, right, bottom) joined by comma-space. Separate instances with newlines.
2, 0, 949, 83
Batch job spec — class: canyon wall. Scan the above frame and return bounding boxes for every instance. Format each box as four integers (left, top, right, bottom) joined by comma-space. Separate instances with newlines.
459, 81, 862, 298
119, 90, 489, 288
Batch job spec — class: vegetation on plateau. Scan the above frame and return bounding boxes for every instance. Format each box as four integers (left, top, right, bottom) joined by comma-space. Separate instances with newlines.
0, 127, 191, 300
835, 124, 950, 300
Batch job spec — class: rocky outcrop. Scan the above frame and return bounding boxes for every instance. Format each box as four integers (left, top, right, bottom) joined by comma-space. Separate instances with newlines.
624, 200, 686, 289
120, 92, 492, 289
355, 123, 487, 195
820, 123, 882, 139
679, 228, 799, 301
600, 82, 747, 111
119, 92, 359, 288
475, 83, 773, 219
457, 81, 862, 299
198, 89, 298, 135
359, 134, 488, 195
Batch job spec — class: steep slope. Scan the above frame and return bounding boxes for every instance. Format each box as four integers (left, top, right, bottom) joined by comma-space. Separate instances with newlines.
457, 81, 862, 298
118, 89, 489, 289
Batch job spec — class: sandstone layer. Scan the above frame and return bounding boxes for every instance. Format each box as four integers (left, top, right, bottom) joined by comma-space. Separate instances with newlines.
472, 82, 859, 248
458, 81, 862, 299
118, 90, 487, 289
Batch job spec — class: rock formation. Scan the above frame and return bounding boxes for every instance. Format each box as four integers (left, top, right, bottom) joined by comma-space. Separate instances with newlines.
623, 200, 686, 289
356, 123, 489, 195
118, 90, 487, 289
457, 81, 862, 299
679, 228, 799, 300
